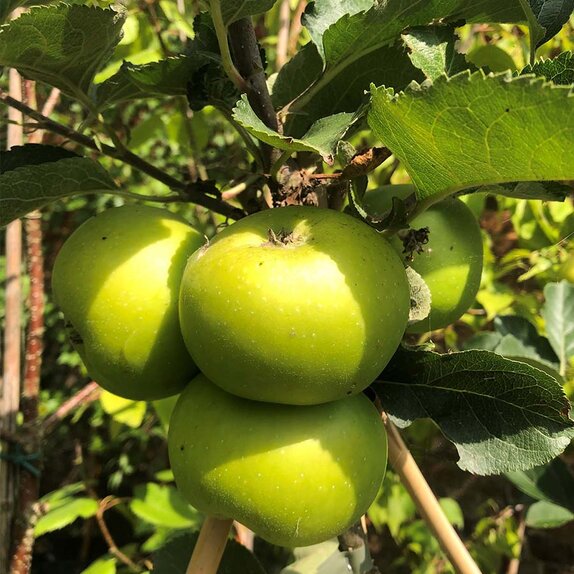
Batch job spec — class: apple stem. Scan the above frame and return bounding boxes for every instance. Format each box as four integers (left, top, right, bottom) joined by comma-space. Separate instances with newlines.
384, 417, 481, 574
186, 516, 233, 574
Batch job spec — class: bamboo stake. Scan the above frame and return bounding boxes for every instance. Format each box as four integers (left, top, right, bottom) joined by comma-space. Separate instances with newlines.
384, 417, 482, 574
0, 64, 24, 570
186, 517, 233, 574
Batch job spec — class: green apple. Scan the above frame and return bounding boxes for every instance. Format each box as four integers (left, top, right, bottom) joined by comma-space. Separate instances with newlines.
179, 206, 410, 405
168, 374, 387, 547
52, 205, 204, 400
363, 186, 483, 333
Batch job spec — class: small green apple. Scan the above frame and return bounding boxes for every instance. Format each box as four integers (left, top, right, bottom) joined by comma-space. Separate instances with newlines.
168, 374, 387, 547
363, 186, 483, 333
179, 206, 410, 405
52, 205, 204, 400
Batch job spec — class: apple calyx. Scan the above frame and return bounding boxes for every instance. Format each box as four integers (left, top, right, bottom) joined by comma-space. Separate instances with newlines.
397, 226, 430, 261
264, 227, 303, 247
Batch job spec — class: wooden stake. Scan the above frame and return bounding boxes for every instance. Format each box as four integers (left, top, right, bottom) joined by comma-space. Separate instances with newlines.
384, 418, 482, 574
186, 516, 233, 574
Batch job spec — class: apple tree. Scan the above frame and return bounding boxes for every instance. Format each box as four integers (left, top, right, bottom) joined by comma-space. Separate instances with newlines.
1, 1, 573, 573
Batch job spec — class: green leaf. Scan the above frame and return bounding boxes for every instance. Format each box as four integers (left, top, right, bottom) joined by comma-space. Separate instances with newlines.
130, 483, 201, 529
375, 347, 574, 475
35, 497, 98, 537
0, 4, 125, 98
271, 42, 324, 109
80, 557, 117, 574
282, 43, 424, 137
524, 0, 574, 48
153, 532, 266, 574
221, 0, 278, 25
403, 26, 470, 80
439, 498, 464, 529
507, 457, 574, 511
99, 390, 146, 429
280, 539, 351, 574
541, 280, 574, 375
286, 1, 542, 135
494, 315, 559, 366
0, 148, 118, 227
522, 51, 574, 85
525, 500, 574, 528
96, 53, 220, 108
369, 72, 574, 203
234, 95, 356, 164
368, 476, 416, 537
467, 44, 517, 72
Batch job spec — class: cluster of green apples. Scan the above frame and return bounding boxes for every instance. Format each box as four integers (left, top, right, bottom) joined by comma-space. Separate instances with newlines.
52, 196, 483, 547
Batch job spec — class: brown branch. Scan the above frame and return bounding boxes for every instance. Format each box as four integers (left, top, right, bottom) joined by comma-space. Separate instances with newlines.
9, 83, 61, 574
0, 89, 246, 220
507, 506, 526, 574
96, 497, 143, 573
228, 18, 278, 135
42, 382, 101, 436
1, 65, 24, 570
288, 0, 307, 57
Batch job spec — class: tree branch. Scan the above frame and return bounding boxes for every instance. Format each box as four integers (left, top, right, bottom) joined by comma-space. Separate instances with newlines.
41, 382, 101, 436
227, 18, 279, 135
0, 89, 246, 221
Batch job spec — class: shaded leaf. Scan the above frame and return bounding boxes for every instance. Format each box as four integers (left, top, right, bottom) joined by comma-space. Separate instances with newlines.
467, 44, 517, 72
221, 0, 278, 25
541, 280, 574, 374
271, 42, 323, 109
369, 72, 574, 203
234, 95, 356, 164
375, 347, 574, 475
35, 497, 98, 537
526, 500, 574, 528
0, 143, 77, 174
522, 51, 574, 85
0, 150, 118, 227
153, 531, 266, 574
130, 483, 201, 529
507, 457, 574, 511
283, 43, 423, 137
524, 0, 574, 48
462, 181, 572, 201
0, 4, 125, 97
96, 53, 220, 108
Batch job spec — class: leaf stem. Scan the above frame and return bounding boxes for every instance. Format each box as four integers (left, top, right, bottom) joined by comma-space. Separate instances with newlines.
208, 0, 248, 92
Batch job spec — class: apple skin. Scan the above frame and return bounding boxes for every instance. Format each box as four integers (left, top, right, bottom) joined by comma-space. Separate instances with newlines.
52, 205, 204, 400
363, 186, 483, 333
168, 374, 387, 548
179, 206, 410, 405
